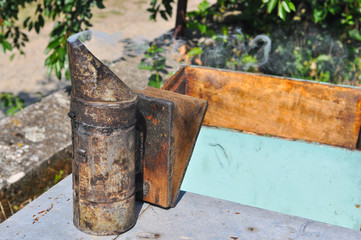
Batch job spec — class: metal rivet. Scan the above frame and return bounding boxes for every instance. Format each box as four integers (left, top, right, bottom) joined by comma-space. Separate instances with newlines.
68, 111, 76, 119
77, 149, 87, 163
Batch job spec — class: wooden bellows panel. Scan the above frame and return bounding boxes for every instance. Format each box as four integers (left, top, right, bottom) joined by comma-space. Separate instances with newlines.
164, 66, 361, 149
137, 87, 207, 208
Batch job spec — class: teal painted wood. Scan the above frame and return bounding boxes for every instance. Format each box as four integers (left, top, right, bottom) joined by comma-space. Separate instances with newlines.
181, 126, 361, 230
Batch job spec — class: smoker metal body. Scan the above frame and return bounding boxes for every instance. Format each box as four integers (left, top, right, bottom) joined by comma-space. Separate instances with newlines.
67, 35, 137, 235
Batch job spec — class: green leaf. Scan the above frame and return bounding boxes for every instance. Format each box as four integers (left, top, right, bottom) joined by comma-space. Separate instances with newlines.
188, 47, 203, 57
267, 0, 277, 13
313, 8, 327, 23
153, 58, 166, 71
65, 69, 71, 80
3, 20, 12, 27
205, 29, 216, 37
316, 54, 332, 62
58, 47, 65, 61
281, 1, 290, 13
49, 52, 58, 64
4, 40, 12, 51
55, 60, 61, 79
148, 74, 162, 88
9, 53, 15, 61
54, 170, 64, 184
186, 20, 199, 30
198, 0, 210, 13
319, 71, 331, 82
35, 3, 42, 14
160, 10, 168, 20
164, 1, 173, 16
222, 26, 228, 37
35, 21, 40, 33
349, 29, 361, 41
45, 38, 61, 54
197, 22, 208, 34
28, 22, 33, 31
278, 0, 286, 20
21, 33, 29, 42
38, 15, 44, 27
150, 0, 157, 8
138, 61, 153, 70
6, 106, 19, 116
23, 17, 31, 28
64, 4, 72, 12
148, 11, 156, 21
287, 1, 295, 11
15, 96, 23, 105
44, 56, 51, 66
50, 22, 66, 37
151, 46, 164, 54
96, 1, 105, 9
44, 8, 50, 17
2, 40, 12, 53
46, 65, 53, 77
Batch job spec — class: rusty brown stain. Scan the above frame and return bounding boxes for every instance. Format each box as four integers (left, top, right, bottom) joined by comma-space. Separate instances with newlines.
356, 204, 360, 208
136, 232, 161, 239
32, 203, 54, 224
32, 217, 39, 224
204, 80, 212, 89
333, 99, 341, 104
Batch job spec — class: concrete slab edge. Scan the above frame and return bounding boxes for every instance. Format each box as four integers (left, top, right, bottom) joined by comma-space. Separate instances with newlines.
0, 87, 72, 193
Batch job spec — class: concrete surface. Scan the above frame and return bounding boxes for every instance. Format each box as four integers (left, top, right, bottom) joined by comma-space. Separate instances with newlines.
1, 175, 361, 240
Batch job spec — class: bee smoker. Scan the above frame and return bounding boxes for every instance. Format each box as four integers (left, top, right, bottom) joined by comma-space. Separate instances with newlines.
66, 31, 208, 236
67, 35, 137, 235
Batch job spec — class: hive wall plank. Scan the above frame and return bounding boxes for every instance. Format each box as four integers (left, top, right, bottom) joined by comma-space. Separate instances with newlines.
174, 66, 361, 149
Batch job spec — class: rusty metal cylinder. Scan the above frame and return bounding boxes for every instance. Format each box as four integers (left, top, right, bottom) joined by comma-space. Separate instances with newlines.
67, 33, 138, 235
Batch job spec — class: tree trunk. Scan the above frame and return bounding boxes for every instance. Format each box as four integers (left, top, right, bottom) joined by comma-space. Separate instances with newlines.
174, 0, 188, 39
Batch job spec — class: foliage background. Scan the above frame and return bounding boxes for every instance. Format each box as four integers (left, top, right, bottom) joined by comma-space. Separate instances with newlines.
150, 0, 361, 85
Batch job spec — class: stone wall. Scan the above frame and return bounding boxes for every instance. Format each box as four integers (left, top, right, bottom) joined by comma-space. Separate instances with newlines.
0, 87, 72, 192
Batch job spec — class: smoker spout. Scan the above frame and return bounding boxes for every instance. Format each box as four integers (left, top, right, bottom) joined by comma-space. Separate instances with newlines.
67, 32, 137, 235
67, 32, 136, 103
67, 32, 138, 128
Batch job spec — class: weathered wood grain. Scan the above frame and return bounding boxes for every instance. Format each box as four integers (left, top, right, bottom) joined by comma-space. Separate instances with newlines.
137, 87, 207, 208
165, 66, 361, 149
